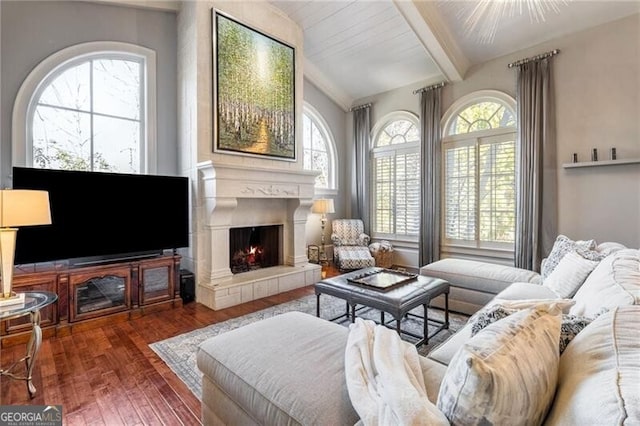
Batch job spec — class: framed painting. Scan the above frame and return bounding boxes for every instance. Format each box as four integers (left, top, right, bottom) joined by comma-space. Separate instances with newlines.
213, 11, 296, 161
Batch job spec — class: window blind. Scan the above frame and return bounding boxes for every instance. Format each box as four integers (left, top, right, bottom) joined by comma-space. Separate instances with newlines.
444, 137, 515, 244
373, 151, 420, 236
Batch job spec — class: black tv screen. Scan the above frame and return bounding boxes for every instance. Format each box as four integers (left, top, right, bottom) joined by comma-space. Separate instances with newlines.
12, 167, 189, 265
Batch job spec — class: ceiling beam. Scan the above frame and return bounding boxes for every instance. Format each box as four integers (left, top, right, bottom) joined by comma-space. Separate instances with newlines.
82, 0, 180, 12
392, 0, 468, 82
304, 58, 353, 112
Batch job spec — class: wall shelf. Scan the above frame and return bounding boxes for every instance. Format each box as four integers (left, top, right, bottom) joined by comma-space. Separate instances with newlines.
562, 158, 640, 169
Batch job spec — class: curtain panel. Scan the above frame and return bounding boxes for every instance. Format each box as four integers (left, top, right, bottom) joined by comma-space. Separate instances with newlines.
514, 58, 558, 271
419, 87, 442, 266
351, 106, 371, 234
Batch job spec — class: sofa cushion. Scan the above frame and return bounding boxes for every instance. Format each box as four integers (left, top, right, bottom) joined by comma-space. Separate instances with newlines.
544, 306, 640, 425
494, 281, 558, 300
570, 249, 640, 317
197, 312, 359, 426
541, 234, 596, 279
436, 307, 562, 425
420, 258, 541, 295
542, 251, 600, 298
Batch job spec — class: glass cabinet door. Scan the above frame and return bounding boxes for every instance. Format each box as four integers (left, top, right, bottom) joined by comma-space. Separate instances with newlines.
142, 266, 169, 301
140, 259, 174, 305
76, 276, 126, 314
70, 267, 130, 322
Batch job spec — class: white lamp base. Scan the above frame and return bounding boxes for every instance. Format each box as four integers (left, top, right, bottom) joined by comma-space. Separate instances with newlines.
0, 291, 25, 308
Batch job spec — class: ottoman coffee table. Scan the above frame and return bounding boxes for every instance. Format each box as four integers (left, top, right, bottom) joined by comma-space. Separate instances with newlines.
314, 267, 450, 346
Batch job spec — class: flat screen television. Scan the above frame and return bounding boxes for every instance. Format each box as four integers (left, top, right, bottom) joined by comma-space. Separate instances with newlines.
12, 166, 189, 265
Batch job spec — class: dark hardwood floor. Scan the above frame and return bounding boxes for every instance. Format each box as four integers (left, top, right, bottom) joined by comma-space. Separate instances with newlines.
0, 284, 318, 425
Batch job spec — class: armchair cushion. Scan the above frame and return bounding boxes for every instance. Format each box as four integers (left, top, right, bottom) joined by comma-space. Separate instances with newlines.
331, 219, 370, 247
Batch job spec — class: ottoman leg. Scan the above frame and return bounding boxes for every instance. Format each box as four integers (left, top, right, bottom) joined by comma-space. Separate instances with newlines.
423, 303, 429, 344
444, 292, 450, 329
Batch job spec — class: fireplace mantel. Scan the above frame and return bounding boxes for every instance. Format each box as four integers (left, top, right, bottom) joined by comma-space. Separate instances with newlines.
195, 161, 321, 310
197, 161, 318, 200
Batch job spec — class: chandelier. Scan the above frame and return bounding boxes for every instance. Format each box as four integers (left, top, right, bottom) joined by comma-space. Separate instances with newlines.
452, 0, 571, 44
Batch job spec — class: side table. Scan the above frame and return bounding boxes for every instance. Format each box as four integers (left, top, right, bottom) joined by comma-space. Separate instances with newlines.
0, 291, 58, 398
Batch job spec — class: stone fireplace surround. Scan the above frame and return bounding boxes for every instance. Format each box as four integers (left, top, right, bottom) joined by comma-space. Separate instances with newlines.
196, 161, 322, 310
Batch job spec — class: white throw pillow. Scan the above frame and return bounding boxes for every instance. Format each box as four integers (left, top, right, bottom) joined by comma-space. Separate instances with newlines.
541, 235, 596, 279
543, 251, 600, 298
437, 307, 562, 426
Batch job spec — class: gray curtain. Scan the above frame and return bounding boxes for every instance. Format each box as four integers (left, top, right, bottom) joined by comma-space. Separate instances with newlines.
514, 58, 558, 271
351, 106, 371, 234
419, 87, 442, 266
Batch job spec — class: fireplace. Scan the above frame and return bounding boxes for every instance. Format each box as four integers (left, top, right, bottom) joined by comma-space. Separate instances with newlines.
195, 162, 321, 311
229, 225, 282, 274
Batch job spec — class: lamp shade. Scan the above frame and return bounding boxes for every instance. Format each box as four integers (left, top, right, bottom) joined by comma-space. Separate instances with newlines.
311, 198, 335, 215
0, 190, 52, 228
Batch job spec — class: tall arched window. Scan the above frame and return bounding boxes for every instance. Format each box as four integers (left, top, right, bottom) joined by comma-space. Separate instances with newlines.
371, 112, 420, 240
13, 42, 157, 174
302, 103, 337, 192
441, 90, 517, 259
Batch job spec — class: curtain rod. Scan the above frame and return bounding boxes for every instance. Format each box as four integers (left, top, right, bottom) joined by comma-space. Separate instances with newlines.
508, 49, 560, 68
413, 81, 446, 94
349, 103, 372, 112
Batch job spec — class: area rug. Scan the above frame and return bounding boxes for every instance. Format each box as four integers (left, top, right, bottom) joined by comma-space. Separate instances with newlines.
149, 294, 469, 399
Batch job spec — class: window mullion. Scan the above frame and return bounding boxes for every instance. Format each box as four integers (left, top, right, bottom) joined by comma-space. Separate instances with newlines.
475, 138, 480, 246
392, 154, 398, 235
139, 58, 146, 173
89, 59, 94, 172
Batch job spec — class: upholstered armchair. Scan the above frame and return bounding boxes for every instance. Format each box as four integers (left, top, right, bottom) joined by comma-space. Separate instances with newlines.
331, 219, 375, 271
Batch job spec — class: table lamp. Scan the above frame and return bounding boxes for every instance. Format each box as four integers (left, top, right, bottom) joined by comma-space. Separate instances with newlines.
311, 198, 334, 263
0, 189, 51, 305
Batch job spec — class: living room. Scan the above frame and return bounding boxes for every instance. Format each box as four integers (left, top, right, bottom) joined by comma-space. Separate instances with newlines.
0, 0, 639, 424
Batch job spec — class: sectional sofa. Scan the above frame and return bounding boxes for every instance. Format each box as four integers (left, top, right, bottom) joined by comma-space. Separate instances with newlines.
196, 239, 639, 425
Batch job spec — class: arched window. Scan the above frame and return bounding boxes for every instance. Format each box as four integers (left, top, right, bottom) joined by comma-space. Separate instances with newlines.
13, 42, 157, 174
441, 90, 517, 258
302, 103, 337, 192
371, 111, 420, 240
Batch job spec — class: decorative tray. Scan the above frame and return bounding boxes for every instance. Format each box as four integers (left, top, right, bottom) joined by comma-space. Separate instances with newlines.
347, 268, 417, 291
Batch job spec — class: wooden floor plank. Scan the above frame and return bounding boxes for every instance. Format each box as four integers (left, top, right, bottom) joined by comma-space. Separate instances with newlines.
0, 282, 321, 424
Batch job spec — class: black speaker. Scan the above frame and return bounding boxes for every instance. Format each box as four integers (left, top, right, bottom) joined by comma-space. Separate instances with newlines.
180, 269, 195, 304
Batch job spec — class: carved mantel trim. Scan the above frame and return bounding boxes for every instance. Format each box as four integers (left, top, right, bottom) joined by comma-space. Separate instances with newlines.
197, 161, 317, 199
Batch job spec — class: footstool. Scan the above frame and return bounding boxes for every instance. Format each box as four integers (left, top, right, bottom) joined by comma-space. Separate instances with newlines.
335, 246, 375, 271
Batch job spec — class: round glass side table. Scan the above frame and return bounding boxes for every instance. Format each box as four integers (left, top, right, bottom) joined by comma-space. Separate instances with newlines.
0, 291, 58, 398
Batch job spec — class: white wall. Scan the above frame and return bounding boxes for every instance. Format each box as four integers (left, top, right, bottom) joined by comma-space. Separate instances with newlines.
350, 13, 640, 268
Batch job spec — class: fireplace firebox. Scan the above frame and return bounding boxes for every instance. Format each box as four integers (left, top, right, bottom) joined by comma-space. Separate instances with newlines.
229, 225, 282, 274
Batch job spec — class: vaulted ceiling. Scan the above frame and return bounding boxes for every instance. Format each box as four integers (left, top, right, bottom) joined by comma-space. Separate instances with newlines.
91, 0, 640, 111
269, 0, 640, 110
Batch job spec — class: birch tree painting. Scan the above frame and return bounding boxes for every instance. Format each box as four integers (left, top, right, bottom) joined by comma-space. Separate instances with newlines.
215, 13, 295, 160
